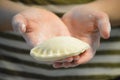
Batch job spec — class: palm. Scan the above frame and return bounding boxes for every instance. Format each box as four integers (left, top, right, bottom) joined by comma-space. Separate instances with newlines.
63, 8, 101, 55
12, 8, 70, 47
53, 6, 111, 68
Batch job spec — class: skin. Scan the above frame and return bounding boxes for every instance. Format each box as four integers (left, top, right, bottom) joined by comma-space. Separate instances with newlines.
0, 0, 120, 68
53, 6, 111, 68
12, 8, 70, 47
53, 0, 120, 68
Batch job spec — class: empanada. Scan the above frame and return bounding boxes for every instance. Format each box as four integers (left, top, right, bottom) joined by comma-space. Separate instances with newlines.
30, 36, 90, 62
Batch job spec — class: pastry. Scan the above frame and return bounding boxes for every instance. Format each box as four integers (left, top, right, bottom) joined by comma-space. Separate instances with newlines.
30, 36, 90, 62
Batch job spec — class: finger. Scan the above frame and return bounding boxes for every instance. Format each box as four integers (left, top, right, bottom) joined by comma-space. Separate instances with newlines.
53, 62, 74, 68
53, 58, 73, 68
53, 57, 74, 68
73, 49, 94, 65
62, 62, 73, 68
53, 62, 63, 68
73, 55, 80, 61
67, 55, 80, 67
62, 56, 80, 68
97, 13, 111, 39
12, 14, 26, 33
56, 57, 73, 62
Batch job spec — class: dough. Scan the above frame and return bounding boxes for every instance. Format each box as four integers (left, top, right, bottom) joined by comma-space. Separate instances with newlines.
30, 36, 90, 62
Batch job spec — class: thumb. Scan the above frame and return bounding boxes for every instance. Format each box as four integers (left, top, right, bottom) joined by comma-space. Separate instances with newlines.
97, 14, 111, 39
12, 14, 26, 34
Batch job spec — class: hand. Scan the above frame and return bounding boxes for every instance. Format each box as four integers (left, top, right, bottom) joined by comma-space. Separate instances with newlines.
53, 5, 111, 68
12, 8, 70, 47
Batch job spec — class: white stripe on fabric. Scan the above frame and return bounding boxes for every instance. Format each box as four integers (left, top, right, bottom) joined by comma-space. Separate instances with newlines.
110, 28, 120, 37
1, 48, 120, 64
89, 55, 120, 63
0, 37, 30, 50
99, 42, 120, 50
0, 73, 39, 80
0, 61, 120, 76
36, 5, 78, 13
0, 35, 120, 53
4, 31, 21, 36
6, 28, 120, 37
1, 36, 120, 51
0, 49, 50, 64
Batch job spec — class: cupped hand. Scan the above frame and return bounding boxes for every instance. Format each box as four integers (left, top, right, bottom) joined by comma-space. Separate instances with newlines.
53, 5, 111, 68
12, 8, 70, 47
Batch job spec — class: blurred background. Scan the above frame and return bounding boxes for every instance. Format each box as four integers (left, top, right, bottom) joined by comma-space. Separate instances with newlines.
0, 0, 120, 80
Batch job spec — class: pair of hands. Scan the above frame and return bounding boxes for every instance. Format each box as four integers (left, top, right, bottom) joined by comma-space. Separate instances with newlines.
12, 5, 111, 68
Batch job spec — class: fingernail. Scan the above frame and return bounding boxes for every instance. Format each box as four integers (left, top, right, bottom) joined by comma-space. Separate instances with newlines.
53, 64, 61, 68
21, 23, 26, 33
64, 58, 73, 62
108, 23, 111, 34
53, 64, 57, 68
18, 23, 26, 34
53, 63, 62, 68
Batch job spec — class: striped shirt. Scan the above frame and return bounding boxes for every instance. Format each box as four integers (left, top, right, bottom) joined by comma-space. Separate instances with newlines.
0, 0, 120, 80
